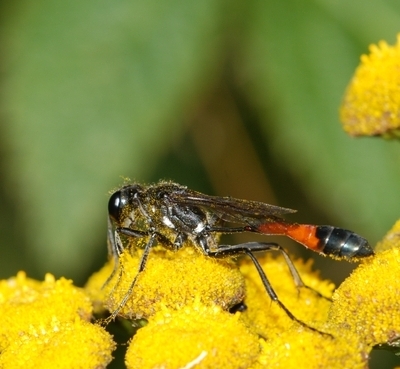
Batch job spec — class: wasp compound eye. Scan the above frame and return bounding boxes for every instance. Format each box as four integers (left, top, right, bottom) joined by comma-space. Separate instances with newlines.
108, 190, 125, 221
108, 185, 142, 221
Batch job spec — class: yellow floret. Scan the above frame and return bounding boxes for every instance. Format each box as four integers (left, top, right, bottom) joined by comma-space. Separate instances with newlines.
125, 299, 260, 369
88, 244, 245, 320
340, 34, 400, 137
328, 248, 400, 346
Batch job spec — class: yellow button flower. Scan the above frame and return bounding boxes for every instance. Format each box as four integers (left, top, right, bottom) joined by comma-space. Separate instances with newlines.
86, 245, 245, 320
15, 217, 395, 368
341, 34, 400, 137
328, 247, 400, 346
125, 299, 260, 369
0, 272, 115, 368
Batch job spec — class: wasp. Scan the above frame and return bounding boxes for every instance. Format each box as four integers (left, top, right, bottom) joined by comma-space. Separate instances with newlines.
105, 181, 373, 332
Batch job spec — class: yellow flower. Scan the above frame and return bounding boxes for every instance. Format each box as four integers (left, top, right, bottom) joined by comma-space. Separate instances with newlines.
340, 34, 400, 137
0, 272, 115, 369
87, 245, 245, 319
0, 319, 114, 369
328, 247, 400, 347
125, 299, 260, 369
85, 259, 114, 315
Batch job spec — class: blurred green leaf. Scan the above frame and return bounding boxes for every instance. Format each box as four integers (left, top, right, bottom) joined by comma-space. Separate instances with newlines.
0, 0, 226, 277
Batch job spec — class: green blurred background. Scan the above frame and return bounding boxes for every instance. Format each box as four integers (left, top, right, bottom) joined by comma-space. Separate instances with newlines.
1, 0, 399, 367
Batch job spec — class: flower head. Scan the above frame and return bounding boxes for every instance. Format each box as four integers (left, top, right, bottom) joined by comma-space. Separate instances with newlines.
340, 34, 400, 137
125, 299, 260, 369
0, 272, 115, 369
328, 247, 400, 346
86, 245, 245, 320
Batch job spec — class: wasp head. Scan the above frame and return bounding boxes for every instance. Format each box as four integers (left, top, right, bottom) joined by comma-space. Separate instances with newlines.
108, 184, 143, 223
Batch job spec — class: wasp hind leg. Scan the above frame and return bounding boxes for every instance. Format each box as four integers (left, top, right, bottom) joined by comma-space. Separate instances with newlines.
206, 242, 332, 337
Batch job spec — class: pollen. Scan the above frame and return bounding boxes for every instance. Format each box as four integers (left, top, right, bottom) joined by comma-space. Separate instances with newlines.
340, 34, 400, 137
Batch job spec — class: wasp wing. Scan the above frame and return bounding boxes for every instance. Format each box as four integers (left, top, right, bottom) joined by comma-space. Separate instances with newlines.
169, 188, 296, 226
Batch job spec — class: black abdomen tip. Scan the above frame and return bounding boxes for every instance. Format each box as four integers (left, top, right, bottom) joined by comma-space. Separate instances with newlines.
316, 226, 374, 259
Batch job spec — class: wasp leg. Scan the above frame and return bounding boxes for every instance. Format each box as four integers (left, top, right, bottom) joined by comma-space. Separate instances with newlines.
207, 242, 332, 337
207, 226, 252, 233
208, 242, 306, 286
118, 227, 175, 249
105, 225, 177, 323
103, 217, 124, 290
211, 242, 331, 301
102, 231, 124, 290
102, 227, 149, 290
244, 250, 331, 336
105, 231, 157, 323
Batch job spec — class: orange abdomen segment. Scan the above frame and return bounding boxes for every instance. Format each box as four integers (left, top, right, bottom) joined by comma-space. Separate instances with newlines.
257, 222, 323, 252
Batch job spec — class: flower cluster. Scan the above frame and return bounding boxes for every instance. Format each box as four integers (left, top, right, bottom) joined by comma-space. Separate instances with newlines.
340, 34, 400, 137
85, 233, 398, 369
1, 225, 399, 368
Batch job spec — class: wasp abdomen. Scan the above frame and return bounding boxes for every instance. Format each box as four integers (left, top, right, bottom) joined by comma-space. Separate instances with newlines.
315, 226, 374, 259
